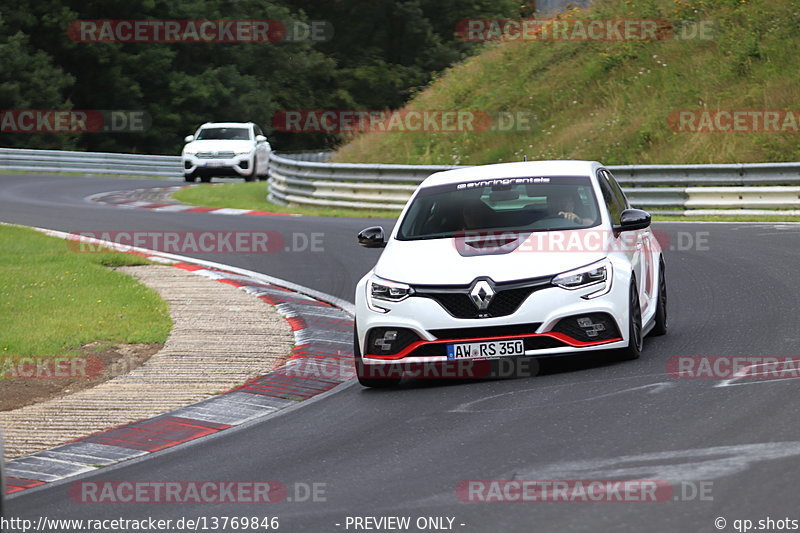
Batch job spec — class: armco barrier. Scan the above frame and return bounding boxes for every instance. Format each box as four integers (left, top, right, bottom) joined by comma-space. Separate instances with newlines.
1, 146, 799, 214
267, 153, 800, 214
0, 147, 327, 178
0, 147, 182, 177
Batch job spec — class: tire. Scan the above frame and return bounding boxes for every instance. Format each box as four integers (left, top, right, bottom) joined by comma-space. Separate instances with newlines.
650, 259, 668, 336
244, 163, 257, 182
619, 277, 643, 361
257, 161, 269, 181
354, 329, 402, 388
199, 175, 212, 183
184, 173, 197, 183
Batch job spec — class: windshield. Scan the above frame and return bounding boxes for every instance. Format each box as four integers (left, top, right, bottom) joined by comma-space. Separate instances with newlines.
397, 176, 600, 240
195, 127, 251, 141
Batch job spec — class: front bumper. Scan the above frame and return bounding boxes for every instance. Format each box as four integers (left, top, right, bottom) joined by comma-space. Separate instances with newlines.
183, 154, 253, 176
355, 273, 630, 366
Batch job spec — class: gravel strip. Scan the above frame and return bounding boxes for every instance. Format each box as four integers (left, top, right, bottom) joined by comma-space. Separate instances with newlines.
0, 265, 294, 459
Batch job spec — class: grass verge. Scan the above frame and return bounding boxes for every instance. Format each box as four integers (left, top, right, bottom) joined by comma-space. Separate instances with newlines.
334, 0, 800, 166
0, 225, 171, 358
172, 182, 401, 218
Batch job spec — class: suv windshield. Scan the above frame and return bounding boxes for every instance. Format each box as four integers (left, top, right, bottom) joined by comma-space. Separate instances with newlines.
397, 176, 600, 240
196, 127, 251, 141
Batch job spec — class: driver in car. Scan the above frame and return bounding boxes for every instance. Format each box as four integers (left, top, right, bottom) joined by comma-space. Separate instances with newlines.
547, 191, 594, 226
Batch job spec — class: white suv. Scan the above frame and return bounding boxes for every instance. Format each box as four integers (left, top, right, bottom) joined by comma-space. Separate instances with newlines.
182, 122, 271, 183
354, 161, 666, 387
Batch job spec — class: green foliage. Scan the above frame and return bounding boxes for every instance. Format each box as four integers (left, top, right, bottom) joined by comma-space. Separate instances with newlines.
336, 0, 800, 165
0, 0, 519, 154
173, 182, 399, 218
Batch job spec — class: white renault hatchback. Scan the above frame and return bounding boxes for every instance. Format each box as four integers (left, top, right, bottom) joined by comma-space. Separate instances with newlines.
354, 161, 666, 387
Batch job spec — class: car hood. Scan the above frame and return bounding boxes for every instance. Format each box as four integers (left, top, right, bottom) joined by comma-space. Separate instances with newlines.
184, 139, 253, 153
374, 229, 609, 285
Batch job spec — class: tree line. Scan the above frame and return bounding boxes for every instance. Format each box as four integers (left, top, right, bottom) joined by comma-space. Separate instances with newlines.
0, 0, 518, 154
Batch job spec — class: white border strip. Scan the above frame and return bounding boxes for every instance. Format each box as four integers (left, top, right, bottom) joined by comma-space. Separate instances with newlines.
27, 224, 356, 316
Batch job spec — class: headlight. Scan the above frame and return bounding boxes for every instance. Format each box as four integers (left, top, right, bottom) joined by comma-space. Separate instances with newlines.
366, 275, 414, 313
234, 151, 253, 155
183, 149, 197, 155
553, 259, 612, 299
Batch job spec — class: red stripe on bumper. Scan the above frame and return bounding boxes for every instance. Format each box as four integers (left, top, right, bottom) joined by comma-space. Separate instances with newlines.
364, 331, 622, 360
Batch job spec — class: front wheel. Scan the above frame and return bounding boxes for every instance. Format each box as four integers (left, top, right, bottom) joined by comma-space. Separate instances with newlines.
619, 278, 643, 360
257, 161, 269, 181
244, 163, 257, 182
354, 329, 402, 388
199, 175, 212, 183
184, 173, 197, 183
651, 259, 668, 336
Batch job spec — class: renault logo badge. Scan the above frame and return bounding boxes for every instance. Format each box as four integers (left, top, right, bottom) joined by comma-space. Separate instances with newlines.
469, 279, 495, 311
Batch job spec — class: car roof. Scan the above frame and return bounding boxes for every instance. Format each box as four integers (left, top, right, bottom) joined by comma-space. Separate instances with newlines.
422, 160, 603, 188
199, 122, 253, 128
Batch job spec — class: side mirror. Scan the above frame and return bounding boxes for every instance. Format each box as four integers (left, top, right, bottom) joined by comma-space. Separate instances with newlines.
184, 135, 194, 143
358, 226, 387, 248
615, 209, 651, 232
255, 135, 267, 143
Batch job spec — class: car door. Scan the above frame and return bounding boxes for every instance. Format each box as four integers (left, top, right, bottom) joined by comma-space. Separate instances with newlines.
602, 169, 654, 314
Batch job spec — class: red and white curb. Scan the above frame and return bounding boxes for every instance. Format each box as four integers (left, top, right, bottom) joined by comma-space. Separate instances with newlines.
4, 227, 354, 495
86, 186, 299, 217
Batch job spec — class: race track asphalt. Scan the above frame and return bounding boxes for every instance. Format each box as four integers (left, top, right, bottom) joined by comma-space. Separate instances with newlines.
3, 173, 800, 533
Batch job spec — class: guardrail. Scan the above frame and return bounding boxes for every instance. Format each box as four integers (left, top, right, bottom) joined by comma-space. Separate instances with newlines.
1, 146, 798, 215
278, 150, 332, 163
0, 147, 183, 177
267, 153, 800, 214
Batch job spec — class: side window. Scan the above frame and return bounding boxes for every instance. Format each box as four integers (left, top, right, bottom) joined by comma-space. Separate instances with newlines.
604, 170, 629, 210
254, 125, 264, 137
597, 170, 623, 225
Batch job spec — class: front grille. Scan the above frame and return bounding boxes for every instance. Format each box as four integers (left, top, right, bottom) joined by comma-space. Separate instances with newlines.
414, 277, 550, 319
523, 337, 566, 350
196, 151, 236, 159
551, 313, 621, 343
405, 333, 566, 358
430, 323, 542, 340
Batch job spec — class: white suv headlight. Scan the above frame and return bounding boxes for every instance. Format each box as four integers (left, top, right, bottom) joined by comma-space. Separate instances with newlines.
366, 275, 414, 313
234, 151, 252, 155
553, 259, 612, 299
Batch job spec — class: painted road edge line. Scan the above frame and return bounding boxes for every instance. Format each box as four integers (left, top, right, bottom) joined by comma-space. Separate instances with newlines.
3, 225, 355, 495
86, 186, 301, 218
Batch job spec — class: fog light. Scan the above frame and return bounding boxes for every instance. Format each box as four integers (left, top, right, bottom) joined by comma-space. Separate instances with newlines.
577, 317, 607, 338
374, 330, 398, 352
365, 328, 421, 357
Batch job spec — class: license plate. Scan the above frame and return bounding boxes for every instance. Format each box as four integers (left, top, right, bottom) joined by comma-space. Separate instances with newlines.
206, 161, 223, 167
446, 339, 525, 360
